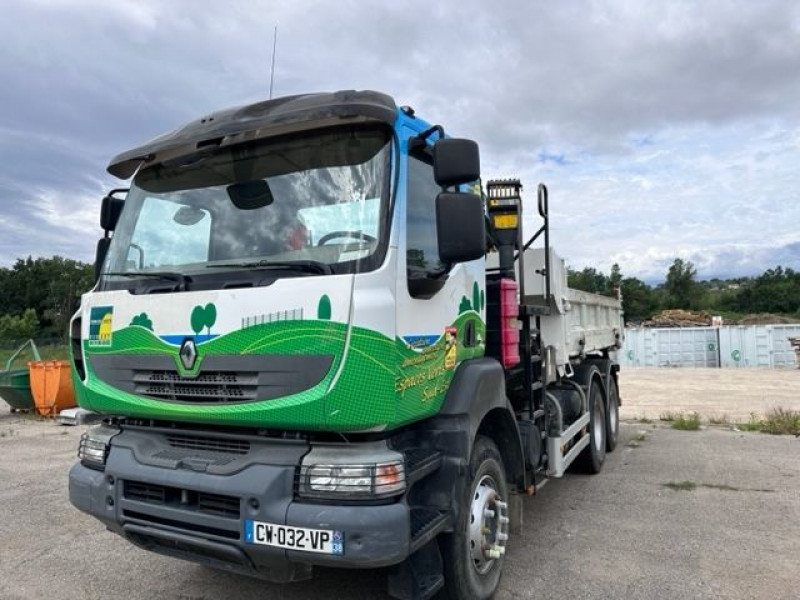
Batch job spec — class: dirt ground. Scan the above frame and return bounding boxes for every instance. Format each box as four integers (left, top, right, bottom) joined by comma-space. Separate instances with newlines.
619, 367, 800, 422
0, 368, 799, 599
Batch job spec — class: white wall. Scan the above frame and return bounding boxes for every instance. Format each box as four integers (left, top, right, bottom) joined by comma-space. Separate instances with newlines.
621, 325, 800, 368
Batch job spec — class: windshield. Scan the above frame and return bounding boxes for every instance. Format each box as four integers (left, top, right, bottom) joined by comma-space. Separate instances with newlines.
102, 126, 391, 289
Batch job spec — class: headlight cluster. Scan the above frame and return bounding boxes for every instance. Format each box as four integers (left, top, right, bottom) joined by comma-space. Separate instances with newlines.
299, 442, 406, 500
77, 424, 119, 470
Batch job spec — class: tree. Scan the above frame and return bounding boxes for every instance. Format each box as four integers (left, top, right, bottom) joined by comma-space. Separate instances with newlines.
0, 309, 40, 341
664, 258, 703, 309
472, 282, 480, 314
733, 266, 800, 314
620, 277, 657, 322
608, 263, 622, 293
567, 267, 609, 295
0, 256, 94, 338
459, 296, 472, 314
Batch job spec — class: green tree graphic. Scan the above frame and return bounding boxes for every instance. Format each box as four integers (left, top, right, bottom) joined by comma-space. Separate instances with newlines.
190, 303, 218, 336
130, 312, 153, 331
191, 306, 205, 335
459, 296, 472, 314
472, 282, 480, 314
204, 303, 217, 336
317, 295, 332, 320
480, 289, 485, 311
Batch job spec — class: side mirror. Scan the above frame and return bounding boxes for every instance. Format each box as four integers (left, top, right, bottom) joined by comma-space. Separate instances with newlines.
95, 238, 111, 281
433, 139, 480, 187
436, 192, 486, 264
100, 189, 127, 232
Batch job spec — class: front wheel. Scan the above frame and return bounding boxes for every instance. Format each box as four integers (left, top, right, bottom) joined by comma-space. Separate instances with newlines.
440, 436, 509, 600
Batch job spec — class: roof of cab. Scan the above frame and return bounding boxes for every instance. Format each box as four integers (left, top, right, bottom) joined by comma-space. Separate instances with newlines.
107, 90, 397, 179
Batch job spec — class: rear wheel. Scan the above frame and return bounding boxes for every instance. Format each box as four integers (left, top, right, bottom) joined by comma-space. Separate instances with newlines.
440, 436, 509, 600
574, 375, 606, 473
606, 376, 620, 452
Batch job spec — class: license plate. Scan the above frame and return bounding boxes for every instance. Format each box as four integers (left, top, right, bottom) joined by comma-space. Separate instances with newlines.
244, 520, 344, 555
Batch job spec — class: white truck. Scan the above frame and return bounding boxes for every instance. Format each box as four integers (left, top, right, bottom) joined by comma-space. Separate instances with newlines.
68, 90, 623, 600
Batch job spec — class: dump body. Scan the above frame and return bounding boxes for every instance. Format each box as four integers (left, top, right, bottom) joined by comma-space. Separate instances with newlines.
502, 247, 624, 369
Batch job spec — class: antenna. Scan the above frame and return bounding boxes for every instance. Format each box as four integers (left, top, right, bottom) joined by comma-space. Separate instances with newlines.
269, 26, 278, 99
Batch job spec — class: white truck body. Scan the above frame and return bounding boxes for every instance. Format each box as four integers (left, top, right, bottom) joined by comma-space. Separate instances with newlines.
491, 247, 624, 370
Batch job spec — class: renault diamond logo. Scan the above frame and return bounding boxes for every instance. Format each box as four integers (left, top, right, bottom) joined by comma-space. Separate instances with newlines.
179, 338, 198, 370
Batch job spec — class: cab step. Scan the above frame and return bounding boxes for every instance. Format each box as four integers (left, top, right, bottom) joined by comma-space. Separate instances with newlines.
404, 448, 443, 486
409, 508, 449, 553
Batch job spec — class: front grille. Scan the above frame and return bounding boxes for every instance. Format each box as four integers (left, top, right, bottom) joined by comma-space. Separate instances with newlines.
124, 480, 241, 520
166, 434, 250, 455
125, 481, 166, 504
133, 370, 258, 403
197, 493, 241, 518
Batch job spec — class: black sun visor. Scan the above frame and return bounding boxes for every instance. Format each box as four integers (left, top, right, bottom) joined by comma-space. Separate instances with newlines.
107, 90, 398, 180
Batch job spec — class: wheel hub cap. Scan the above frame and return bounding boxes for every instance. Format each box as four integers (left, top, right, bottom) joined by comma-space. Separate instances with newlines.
468, 475, 509, 574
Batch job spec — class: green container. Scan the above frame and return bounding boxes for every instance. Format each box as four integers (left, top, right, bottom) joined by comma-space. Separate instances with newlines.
0, 340, 40, 412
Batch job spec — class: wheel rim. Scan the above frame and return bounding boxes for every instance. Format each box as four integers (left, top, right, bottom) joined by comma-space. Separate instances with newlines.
593, 388, 605, 453
467, 474, 509, 575
608, 385, 618, 437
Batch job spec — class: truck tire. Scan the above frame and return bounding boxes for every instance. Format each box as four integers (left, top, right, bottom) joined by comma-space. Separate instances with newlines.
440, 436, 508, 600
574, 375, 606, 473
606, 376, 620, 452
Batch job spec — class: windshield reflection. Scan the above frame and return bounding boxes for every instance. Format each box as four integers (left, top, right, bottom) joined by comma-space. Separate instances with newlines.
102, 126, 391, 287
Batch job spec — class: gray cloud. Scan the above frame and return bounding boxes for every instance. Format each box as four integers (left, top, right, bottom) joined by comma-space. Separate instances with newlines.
1, 0, 798, 279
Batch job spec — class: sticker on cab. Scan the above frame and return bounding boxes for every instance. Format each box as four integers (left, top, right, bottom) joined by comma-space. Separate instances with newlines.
88, 306, 114, 346
444, 326, 458, 370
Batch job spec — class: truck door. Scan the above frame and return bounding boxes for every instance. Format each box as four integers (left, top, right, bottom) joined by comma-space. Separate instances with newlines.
394, 128, 486, 414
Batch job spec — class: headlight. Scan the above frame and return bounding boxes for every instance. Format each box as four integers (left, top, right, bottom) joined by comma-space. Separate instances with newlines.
299, 442, 406, 500
77, 424, 119, 470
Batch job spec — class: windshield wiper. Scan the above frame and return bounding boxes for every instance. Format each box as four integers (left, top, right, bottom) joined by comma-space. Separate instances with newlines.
103, 271, 192, 288
205, 259, 332, 275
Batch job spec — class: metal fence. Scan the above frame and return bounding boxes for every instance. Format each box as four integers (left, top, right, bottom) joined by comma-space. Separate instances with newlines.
620, 325, 800, 369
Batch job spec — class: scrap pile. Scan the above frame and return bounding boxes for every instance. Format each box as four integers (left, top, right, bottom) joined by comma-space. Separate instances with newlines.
640, 309, 712, 328
738, 313, 800, 325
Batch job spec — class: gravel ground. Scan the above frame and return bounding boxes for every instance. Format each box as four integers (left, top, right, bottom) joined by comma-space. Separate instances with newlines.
619, 367, 800, 422
1, 368, 798, 599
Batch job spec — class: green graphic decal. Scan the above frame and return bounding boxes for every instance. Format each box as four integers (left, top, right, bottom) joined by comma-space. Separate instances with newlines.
88, 306, 114, 346
191, 303, 217, 336
130, 312, 153, 331
317, 295, 332, 320
80, 311, 485, 432
731, 349, 741, 362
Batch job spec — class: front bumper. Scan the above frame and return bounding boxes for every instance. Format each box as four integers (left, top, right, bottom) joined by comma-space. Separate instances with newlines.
68, 438, 411, 582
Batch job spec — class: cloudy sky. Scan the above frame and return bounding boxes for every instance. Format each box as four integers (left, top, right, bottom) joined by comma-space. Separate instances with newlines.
1, 0, 798, 281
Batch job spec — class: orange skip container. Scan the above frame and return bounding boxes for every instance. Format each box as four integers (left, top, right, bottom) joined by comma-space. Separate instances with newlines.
28, 360, 76, 417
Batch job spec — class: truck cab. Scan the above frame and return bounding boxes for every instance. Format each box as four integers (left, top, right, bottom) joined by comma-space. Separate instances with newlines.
69, 90, 622, 600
